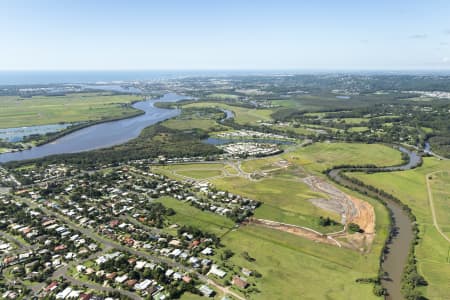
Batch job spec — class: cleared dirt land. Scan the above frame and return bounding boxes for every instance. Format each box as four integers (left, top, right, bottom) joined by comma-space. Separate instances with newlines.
157, 143, 397, 300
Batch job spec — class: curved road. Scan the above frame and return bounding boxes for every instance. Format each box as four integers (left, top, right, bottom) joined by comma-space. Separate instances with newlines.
18, 197, 245, 300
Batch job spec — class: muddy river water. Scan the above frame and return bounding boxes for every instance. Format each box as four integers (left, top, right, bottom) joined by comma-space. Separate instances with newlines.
328, 146, 420, 300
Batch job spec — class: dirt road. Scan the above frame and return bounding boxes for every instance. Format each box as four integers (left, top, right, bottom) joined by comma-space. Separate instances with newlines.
425, 171, 450, 243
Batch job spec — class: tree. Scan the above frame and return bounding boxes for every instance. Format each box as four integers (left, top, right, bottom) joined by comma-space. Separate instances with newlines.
348, 223, 363, 233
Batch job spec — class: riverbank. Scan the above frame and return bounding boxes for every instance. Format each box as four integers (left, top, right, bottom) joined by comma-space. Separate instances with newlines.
326, 146, 423, 299
0, 93, 188, 163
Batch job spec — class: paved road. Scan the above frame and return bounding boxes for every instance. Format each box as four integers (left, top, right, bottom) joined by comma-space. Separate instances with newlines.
18, 197, 245, 299
19, 197, 189, 272
48, 249, 142, 300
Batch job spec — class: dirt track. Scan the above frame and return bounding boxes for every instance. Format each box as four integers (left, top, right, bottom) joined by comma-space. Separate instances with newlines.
246, 218, 342, 247
304, 176, 375, 228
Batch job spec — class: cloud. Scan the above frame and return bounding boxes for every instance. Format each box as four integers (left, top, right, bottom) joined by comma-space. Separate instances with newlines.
409, 33, 427, 39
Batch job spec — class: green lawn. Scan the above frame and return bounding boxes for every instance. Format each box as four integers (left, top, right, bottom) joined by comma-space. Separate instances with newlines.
283, 142, 404, 174
153, 163, 226, 180
162, 118, 222, 131
348, 157, 450, 299
183, 102, 274, 125
428, 171, 450, 234
348, 126, 370, 133
221, 225, 383, 300
211, 175, 341, 232
155, 196, 235, 236
0, 93, 141, 128
339, 117, 369, 124
176, 169, 223, 179
206, 93, 240, 100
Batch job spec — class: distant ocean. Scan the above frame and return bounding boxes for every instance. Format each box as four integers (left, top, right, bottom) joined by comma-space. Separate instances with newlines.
0, 70, 287, 86
0, 71, 196, 85
2, 70, 448, 86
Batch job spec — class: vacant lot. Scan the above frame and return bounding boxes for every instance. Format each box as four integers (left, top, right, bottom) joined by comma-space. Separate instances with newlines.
221, 225, 383, 300
153, 163, 226, 180
155, 196, 234, 236
153, 143, 393, 299
162, 118, 221, 131
0, 93, 140, 128
283, 142, 404, 174
212, 174, 341, 232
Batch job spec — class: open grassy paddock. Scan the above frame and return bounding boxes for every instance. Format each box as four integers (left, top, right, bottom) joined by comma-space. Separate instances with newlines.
152, 163, 227, 180
150, 142, 398, 299
206, 93, 240, 100
282, 142, 404, 174
428, 170, 450, 236
348, 158, 450, 299
220, 224, 383, 300
161, 118, 222, 132
183, 102, 274, 125
155, 196, 235, 236
0, 93, 141, 128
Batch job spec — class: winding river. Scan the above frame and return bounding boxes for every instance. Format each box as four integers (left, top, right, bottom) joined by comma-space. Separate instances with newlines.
0, 93, 187, 163
328, 146, 421, 300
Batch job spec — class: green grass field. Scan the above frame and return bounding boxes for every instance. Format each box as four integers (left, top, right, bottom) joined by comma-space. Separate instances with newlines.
349, 158, 450, 299
153, 163, 226, 180
155, 196, 235, 236
149, 143, 401, 299
211, 174, 341, 232
282, 142, 403, 174
221, 224, 384, 300
206, 93, 240, 100
162, 118, 220, 131
348, 126, 370, 132
183, 102, 274, 125
428, 171, 450, 235
0, 93, 141, 128
177, 169, 223, 179
178, 179, 390, 300
338, 117, 369, 124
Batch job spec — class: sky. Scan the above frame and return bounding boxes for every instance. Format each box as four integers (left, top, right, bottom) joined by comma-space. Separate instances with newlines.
0, 0, 450, 71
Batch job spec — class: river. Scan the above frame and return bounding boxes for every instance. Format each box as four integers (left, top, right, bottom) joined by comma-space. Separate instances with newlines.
0, 93, 187, 163
328, 146, 421, 300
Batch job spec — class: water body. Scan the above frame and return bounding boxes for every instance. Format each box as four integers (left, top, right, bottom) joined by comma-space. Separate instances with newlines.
328, 146, 421, 300
0, 93, 188, 163
380, 146, 421, 171
0, 70, 292, 86
424, 141, 431, 153
0, 124, 73, 142
220, 109, 235, 121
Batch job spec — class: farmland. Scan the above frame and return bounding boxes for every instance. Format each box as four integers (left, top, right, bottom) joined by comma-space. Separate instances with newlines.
183, 102, 274, 125
0, 93, 141, 128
